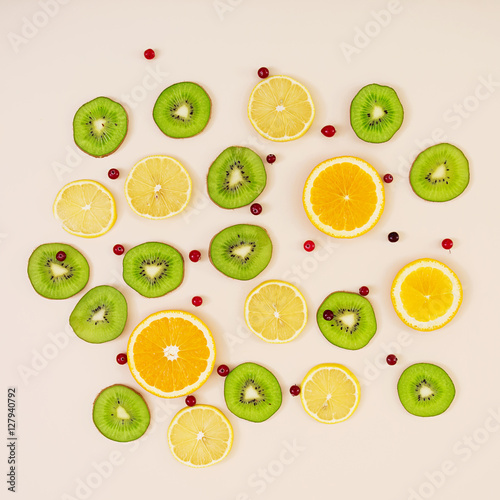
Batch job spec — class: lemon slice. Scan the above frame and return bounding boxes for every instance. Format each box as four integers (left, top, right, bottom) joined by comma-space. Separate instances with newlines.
244, 280, 307, 343
300, 363, 360, 424
248, 75, 315, 142
125, 155, 192, 219
391, 258, 463, 331
53, 180, 116, 238
168, 405, 233, 468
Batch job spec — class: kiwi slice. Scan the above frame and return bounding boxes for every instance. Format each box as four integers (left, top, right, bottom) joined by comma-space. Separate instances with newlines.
207, 146, 267, 209
93, 385, 150, 442
153, 82, 211, 138
410, 143, 469, 202
398, 363, 455, 417
123, 242, 183, 298
69, 286, 127, 343
224, 362, 282, 423
27, 243, 89, 299
210, 224, 272, 280
317, 292, 377, 350
350, 83, 404, 143
73, 97, 128, 157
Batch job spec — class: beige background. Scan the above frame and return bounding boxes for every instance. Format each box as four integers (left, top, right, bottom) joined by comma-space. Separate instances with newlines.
2, 1, 500, 499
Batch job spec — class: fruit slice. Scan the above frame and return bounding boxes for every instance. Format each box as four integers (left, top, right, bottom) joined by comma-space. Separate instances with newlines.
168, 405, 233, 467
397, 363, 455, 417
300, 363, 360, 424
391, 258, 462, 331
27, 243, 89, 299
69, 285, 127, 343
410, 143, 470, 202
153, 82, 211, 138
350, 83, 404, 143
73, 97, 128, 157
123, 242, 184, 298
127, 310, 216, 398
92, 384, 150, 442
224, 362, 282, 422
303, 156, 385, 238
207, 146, 267, 209
125, 155, 192, 219
317, 292, 377, 350
248, 75, 315, 142
244, 280, 307, 343
210, 224, 272, 280
53, 180, 116, 238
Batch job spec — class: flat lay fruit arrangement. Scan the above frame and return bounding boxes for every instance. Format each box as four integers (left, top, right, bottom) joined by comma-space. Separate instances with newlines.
27, 58, 470, 468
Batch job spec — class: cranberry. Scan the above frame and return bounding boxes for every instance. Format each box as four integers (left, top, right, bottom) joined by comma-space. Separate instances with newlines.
323, 310, 334, 321
290, 385, 301, 396
266, 154, 276, 164
189, 250, 201, 262
144, 49, 155, 60
386, 354, 398, 366
359, 286, 369, 296
321, 125, 336, 137
108, 168, 119, 180
113, 244, 125, 255
185, 395, 196, 407
388, 232, 399, 243
304, 240, 315, 252
192, 296, 203, 307
116, 353, 127, 365
257, 67, 269, 79
442, 238, 453, 250
56, 251, 66, 262
383, 174, 393, 183
250, 203, 262, 215
217, 365, 230, 377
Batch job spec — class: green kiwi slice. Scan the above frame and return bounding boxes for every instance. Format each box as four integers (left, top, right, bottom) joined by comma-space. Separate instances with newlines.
410, 143, 469, 202
69, 286, 127, 343
397, 363, 455, 417
93, 385, 150, 442
73, 97, 128, 157
317, 292, 377, 350
153, 82, 211, 138
207, 146, 267, 209
123, 242, 184, 298
27, 243, 89, 299
224, 362, 282, 423
350, 83, 404, 143
209, 224, 272, 280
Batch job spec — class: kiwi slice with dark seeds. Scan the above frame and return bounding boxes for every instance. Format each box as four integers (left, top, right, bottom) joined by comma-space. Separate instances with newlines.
123, 242, 183, 298
73, 97, 128, 157
210, 224, 272, 280
410, 143, 469, 202
207, 146, 266, 209
398, 363, 455, 417
350, 83, 404, 143
317, 291, 377, 350
224, 362, 282, 422
27, 243, 89, 299
69, 286, 127, 343
153, 82, 211, 138
93, 385, 150, 442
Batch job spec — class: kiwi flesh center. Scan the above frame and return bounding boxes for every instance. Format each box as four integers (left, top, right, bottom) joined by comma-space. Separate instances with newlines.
110, 399, 134, 424
230, 242, 255, 262
332, 309, 360, 334
171, 101, 193, 122
47, 260, 73, 282
140, 259, 168, 283
88, 305, 110, 326
240, 380, 266, 406
426, 162, 450, 184
87, 114, 117, 141
415, 379, 435, 401
367, 101, 388, 126
225, 161, 250, 191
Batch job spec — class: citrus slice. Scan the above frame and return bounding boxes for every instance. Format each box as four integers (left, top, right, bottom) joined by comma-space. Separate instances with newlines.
303, 156, 385, 238
168, 405, 233, 468
125, 155, 192, 219
53, 179, 116, 238
248, 75, 315, 142
300, 363, 360, 424
244, 280, 307, 343
127, 311, 216, 398
391, 258, 462, 331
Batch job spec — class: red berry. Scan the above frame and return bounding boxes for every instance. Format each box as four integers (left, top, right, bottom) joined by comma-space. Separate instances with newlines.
386, 354, 398, 366
388, 232, 399, 243
383, 174, 393, 183
266, 154, 276, 164
113, 244, 125, 255
304, 240, 315, 252
56, 251, 66, 262
217, 365, 230, 377
108, 168, 119, 180
442, 238, 453, 250
359, 286, 369, 296
257, 67, 269, 79
250, 203, 262, 215
321, 125, 336, 137
185, 395, 196, 407
189, 250, 201, 262
323, 309, 334, 321
290, 385, 301, 396
192, 296, 203, 307
116, 353, 127, 365
144, 49, 155, 60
